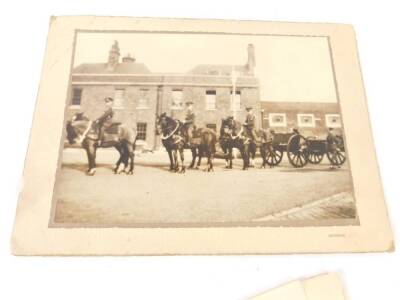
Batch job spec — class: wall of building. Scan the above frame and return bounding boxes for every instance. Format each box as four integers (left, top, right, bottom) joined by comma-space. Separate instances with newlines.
67, 85, 159, 149
260, 102, 342, 138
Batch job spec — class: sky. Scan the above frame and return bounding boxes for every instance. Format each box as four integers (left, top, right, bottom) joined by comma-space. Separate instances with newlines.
74, 32, 337, 103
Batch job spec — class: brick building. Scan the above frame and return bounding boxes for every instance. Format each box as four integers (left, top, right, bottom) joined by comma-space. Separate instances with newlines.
68, 41, 260, 149
260, 102, 342, 137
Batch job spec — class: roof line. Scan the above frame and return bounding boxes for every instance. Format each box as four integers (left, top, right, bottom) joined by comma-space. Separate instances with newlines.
72, 73, 256, 78
71, 81, 259, 88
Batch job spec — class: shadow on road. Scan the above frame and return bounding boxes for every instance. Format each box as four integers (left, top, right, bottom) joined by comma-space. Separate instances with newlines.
62, 163, 114, 173
277, 167, 346, 173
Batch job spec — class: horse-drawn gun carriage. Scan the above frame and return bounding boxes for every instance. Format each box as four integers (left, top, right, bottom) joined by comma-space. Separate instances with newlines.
265, 132, 346, 168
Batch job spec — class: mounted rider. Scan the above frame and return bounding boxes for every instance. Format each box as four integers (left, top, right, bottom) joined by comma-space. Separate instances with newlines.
183, 101, 196, 146
95, 97, 114, 146
243, 106, 257, 141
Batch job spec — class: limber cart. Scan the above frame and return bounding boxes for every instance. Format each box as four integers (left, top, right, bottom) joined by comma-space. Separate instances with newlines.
265, 132, 346, 168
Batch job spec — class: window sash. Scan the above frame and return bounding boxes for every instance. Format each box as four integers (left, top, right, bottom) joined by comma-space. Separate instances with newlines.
171, 90, 183, 110
137, 89, 149, 108
230, 91, 241, 111
136, 123, 147, 140
114, 89, 125, 108
206, 124, 217, 132
269, 113, 287, 127
205, 90, 216, 110
325, 114, 341, 128
72, 88, 82, 105
297, 114, 316, 127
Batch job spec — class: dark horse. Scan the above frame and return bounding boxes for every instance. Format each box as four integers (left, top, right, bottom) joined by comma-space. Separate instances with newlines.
66, 112, 137, 175
156, 113, 217, 173
219, 117, 251, 170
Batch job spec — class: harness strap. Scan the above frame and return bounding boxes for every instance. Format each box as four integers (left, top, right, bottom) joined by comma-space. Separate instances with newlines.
161, 121, 180, 140
77, 121, 93, 144
230, 127, 243, 140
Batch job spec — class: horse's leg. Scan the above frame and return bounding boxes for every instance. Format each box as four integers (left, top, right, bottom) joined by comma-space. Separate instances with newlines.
196, 150, 203, 169
222, 145, 229, 168
228, 146, 233, 169
85, 141, 97, 175
172, 149, 178, 172
241, 145, 248, 171
250, 144, 255, 168
189, 148, 196, 169
167, 149, 174, 171
179, 147, 185, 173
114, 145, 124, 174
126, 142, 135, 175
209, 150, 214, 172
204, 150, 212, 172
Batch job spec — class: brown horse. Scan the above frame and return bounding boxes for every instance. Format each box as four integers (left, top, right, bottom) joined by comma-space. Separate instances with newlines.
66, 112, 137, 175
219, 117, 250, 170
156, 113, 217, 172
246, 127, 270, 168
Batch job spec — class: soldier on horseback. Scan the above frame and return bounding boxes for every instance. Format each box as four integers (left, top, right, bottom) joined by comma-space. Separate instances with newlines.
183, 101, 196, 146
243, 106, 257, 142
95, 97, 114, 146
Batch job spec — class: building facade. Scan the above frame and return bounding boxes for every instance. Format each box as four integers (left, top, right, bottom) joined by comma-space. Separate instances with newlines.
68, 41, 260, 149
260, 102, 342, 137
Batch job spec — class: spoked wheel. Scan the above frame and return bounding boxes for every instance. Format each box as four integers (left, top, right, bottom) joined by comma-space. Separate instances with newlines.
287, 134, 309, 168
327, 135, 346, 166
265, 147, 283, 167
308, 151, 324, 164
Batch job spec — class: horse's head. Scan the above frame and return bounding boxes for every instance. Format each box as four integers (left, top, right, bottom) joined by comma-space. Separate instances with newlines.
220, 116, 235, 137
156, 112, 168, 135
66, 113, 91, 144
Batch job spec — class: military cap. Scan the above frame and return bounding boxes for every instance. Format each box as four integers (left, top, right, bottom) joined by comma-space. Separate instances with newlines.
328, 127, 334, 131
245, 106, 253, 111
292, 128, 299, 134
185, 101, 194, 105
104, 97, 114, 103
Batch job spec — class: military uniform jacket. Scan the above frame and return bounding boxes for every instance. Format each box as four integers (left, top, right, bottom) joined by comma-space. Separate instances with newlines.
245, 114, 256, 129
185, 111, 196, 127
97, 107, 114, 127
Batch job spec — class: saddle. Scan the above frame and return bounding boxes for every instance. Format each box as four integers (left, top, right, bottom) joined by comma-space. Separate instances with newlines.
105, 122, 121, 134
102, 122, 122, 143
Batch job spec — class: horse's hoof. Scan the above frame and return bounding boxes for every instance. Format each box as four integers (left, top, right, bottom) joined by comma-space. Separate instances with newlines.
87, 169, 96, 176
127, 171, 134, 175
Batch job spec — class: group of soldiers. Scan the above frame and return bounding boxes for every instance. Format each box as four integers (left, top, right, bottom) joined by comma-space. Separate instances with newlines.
93, 97, 258, 146
93, 97, 338, 149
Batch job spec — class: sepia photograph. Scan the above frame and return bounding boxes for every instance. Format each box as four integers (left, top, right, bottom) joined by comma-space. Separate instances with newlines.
11, 17, 393, 255
51, 30, 356, 227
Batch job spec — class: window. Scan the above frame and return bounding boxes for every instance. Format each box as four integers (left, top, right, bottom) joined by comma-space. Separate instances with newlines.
114, 88, 125, 108
325, 114, 342, 128
230, 90, 241, 111
297, 114, 316, 127
137, 89, 149, 109
171, 89, 183, 110
269, 113, 287, 127
206, 124, 217, 132
71, 88, 82, 106
136, 122, 147, 141
205, 90, 216, 110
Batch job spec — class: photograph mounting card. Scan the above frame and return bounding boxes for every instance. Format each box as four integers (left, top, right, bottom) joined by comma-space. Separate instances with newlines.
11, 16, 393, 255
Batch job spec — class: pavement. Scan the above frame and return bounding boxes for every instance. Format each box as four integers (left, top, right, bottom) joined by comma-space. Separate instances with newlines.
52, 148, 357, 226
